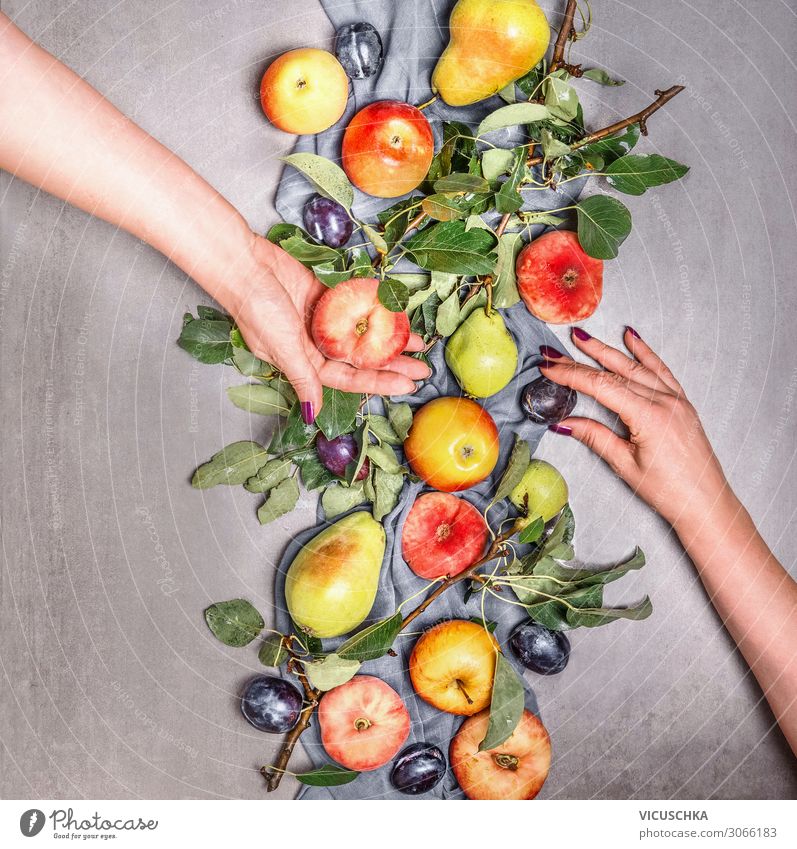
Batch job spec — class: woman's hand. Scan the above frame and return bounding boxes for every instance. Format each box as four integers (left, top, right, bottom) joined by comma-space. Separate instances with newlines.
216, 235, 430, 423
541, 327, 731, 531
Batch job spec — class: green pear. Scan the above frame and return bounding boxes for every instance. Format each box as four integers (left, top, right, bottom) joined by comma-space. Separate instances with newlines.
510, 460, 568, 524
285, 511, 385, 639
445, 308, 519, 398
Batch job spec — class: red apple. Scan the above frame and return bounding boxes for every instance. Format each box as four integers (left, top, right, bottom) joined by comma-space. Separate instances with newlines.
341, 100, 434, 198
516, 230, 604, 324
318, 675, 411, 772
402, 492, 488, 579
311, 277, 410, 369
450, 708, 551, 800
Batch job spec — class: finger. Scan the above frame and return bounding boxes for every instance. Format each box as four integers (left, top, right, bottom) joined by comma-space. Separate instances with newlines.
319, 359, 417, 396
569, 328, 668, 391
382, 354, 432, 381
404, 333, 426, 353
554, 416, 638, 481
624, 327, 683, 393
278, 347, 324, 423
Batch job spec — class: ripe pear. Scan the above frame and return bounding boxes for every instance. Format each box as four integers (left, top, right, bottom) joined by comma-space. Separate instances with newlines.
445, 308, 518, 398
285, 511, 385, 639
510, 460, 568, 524
432, 0, 550, 107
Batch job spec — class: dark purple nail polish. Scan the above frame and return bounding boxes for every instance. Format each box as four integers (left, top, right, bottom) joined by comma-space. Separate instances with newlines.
300, 401, 315, 425
548, 424, 573, 436
539, 345, 564, 359
627, 325, 641, 340
572, 327, 591, 341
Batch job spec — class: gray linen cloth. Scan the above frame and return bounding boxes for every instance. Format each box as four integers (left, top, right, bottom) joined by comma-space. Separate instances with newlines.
271, 0, 582, 799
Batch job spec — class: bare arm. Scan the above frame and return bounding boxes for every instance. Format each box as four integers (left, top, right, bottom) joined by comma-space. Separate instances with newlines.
543, 327, 797, 755
0, 13, 429, 419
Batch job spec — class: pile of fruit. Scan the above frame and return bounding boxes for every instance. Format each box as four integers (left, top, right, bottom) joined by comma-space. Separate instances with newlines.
182, 0, 687, 799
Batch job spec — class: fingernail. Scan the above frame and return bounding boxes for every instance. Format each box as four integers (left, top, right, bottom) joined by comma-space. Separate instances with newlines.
548, 424, 572, 436
627, 325, 641, 339
539, 345, 564, 359
572, 327, 591, 341
300, 401, 315, 425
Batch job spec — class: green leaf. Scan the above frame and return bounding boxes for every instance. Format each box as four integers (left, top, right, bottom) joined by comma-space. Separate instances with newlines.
491, 436, 530, 505
377, 277, 410, 312
492, 232, 524, 308
267, 222, 304, 244
575, 196, 632, 260
605, 154, 689, 196
576, 123, 640, 167
404, 220, 497, 275
192, 441, 269, 488
337, 612, 403, 662
479, 652, 525, 750
366, 443, 402, 474
541, 505, 576, 556
244, 457, 293, 493
366, 414, 400, 445
477, 103, 550, 136
362, 222, 388, 255
378, 197, 422, 251
282, 153, 354, 209
373, 468, 405, 521
302, 653, 361, 691
315, 387, 361, 440
279, 234, 342, 267
543, 76, 580, 122
344, 421, 369, 485
231, 346, 274, 379
519, 516, 545, 544
565, 595, 653, 628
433, 173, 490, 194
258, 633, 289, 667
435, 290, 462, 336
321, 481, 367, 519
432, 271, 459, 299
293, 450, 335, 491
312, 262, 354, 288
421, 193, 470, 222
257, 476, 300, 524
386, 401, 413, 442
582, 68, 625, 86
178, 319, 234, 364
269, 402, 317, 453
481, 148, 515, 183
226, 384, 290, 416
196, 305, 228, 321
495, 149, 525, 215
204, 599, 264, 647
294, 764, 359, 787
540, 128, 572, 161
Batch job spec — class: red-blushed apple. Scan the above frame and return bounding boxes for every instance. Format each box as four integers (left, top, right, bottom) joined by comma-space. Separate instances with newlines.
409, 619, 497, 715
341, 100, 434, 198
403, 396, 499, 492
402, 492, 488, 579
260, 48, 349, 135
450, 708, 551, 800
311, 277, 410, 369
516, 230, 604, 324
318, 675, 411, 772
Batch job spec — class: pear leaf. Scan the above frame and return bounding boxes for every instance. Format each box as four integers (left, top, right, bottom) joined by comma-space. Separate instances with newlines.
192, 441, 269, 488
205, 599, 264, 647
294, 764, 360, 787
575, 195, 632, 259
337, 612, 403, 662
257, 477, 300, 524
479, 652, 525, 751
281, 153, 354, 209
477, 103, 551, 136
491, 436, 531, 505
244, 457, 293, 494
386, 401, 413, 442
258, 634, 289, 667
226, 384, 291, 416
302, 653, 361, 691
321, 481, 368, 519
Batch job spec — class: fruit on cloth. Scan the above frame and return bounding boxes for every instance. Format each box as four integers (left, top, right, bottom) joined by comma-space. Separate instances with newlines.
432, 0, 550, 107
303, 194, 353, 248
260, 48, 349, 135
390, 742, 447, 795
241, 675, 303, 733
285, 511, 385, 638
402, 492, 488, 579
316, 432, 369, 480
409, 619, 498, 715
335, 22, 384, 79
510, 620, 571, 675
520, 375, 577, 424
319, 675, 410, 771
311, 277, 411, 369
509, 459, 568, 523
404, 397, 499, 492
342, 100, 434, 198
450, 708, 551, 799
516, 230, 604, 324
445, 308, 518, 398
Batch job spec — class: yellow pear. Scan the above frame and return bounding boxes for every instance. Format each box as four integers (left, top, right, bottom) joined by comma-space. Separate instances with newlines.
445, 308, 518, 398
285, 511, 386, 639
432, 0, 550, 107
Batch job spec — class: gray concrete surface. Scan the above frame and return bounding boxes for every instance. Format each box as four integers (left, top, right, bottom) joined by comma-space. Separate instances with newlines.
1, 0, 795, 800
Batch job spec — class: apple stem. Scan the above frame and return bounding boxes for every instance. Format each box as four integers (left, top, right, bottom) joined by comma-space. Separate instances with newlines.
493, 753, 520, 771
354, 717, 372, 731
455, 678, 474, 705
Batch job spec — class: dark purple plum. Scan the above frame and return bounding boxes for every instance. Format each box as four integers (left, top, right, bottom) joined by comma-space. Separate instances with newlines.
521, 375, 577, 425
335, 22, 383, 80
316, 432, 369, 480
390, 742, 446, 795
303, 195, 353, 248
241, 675, 303, 733
510, 621, 570, 675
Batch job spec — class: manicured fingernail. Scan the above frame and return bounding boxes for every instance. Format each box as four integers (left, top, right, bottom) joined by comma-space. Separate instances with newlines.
548, 424, 573, 436
627, 325, 641, 339
572, 327, 591, 341
300, 401, 315, 425
539, 345, 564, 359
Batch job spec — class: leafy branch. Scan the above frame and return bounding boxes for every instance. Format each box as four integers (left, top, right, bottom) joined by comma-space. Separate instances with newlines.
550, 0, 583, 76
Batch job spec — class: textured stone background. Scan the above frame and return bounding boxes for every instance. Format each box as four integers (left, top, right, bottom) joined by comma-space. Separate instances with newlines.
1, 0, 795, 799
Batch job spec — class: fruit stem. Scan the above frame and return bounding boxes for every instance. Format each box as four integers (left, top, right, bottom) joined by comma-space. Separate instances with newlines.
455, 678, 474, 705
354, 717, 372, 731
416, 94, 438, 111
493, 753, 520, 771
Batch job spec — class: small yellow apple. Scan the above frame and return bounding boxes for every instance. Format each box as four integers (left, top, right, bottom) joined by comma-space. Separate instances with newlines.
260, 48, 348, 135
